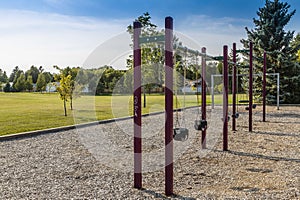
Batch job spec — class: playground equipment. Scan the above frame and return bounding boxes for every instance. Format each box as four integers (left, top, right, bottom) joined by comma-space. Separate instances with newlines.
170, 42, 211, 146
231, 42, 280, 131
133, 16, 213, 196
211, 42, 280, 132
133, 16, 275, 196
173, 47, 189, 142
223, 46, 229, 151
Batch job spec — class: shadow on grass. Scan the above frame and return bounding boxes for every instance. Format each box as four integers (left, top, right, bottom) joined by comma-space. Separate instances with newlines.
141, 188, 196, 200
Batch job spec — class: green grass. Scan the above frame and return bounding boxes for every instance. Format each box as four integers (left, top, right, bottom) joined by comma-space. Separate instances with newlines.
0, 92, 227, 136
0, 93, 75, 136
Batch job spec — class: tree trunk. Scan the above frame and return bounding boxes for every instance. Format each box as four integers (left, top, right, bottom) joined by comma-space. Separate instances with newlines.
70, 97, 73, 110
143, 91, 146, 108
64, 99, 67, 116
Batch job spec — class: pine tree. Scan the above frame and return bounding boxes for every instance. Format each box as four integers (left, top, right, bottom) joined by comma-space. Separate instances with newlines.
14, 73, 26, 92
36, 73, 46, 92
25, 75, 34, 92
241, 0, 300, 103
3, 82, 11, 92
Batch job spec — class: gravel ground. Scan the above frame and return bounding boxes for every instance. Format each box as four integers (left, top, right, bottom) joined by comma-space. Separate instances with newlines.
0, 106, 299, 199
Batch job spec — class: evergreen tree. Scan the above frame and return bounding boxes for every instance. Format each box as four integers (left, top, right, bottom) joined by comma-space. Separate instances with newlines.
12, 69, 24, 91
25, 66, 39, 83
3, 82, 11, 92
291, 33, 300, 62
241, 0, 299, 103
36, 73, 46, 92
0, 69, 8, 83
25, 75, 34, 91
9, 66, 20, 82
14, 73, 26, 92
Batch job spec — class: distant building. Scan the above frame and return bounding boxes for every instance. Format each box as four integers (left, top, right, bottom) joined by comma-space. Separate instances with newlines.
46, 82, 58, 92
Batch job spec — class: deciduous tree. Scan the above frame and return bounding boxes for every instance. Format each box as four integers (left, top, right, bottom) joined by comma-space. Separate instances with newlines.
56, 74, 71, 116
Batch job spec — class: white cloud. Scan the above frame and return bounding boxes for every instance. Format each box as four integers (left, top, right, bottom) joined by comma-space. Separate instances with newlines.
176, 15, 253, 56
0, 9, 131, 74
0, 10, 255, 75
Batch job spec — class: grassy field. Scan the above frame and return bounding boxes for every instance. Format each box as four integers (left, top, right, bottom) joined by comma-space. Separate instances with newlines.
0, 92, 227, 136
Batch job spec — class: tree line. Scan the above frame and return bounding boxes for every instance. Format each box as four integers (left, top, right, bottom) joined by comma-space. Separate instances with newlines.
0, 66, 53, 92
1, 0, 300, 106
0, 65, 126, 95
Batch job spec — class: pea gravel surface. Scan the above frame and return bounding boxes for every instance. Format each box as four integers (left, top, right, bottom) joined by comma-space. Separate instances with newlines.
0, 106, 299, 199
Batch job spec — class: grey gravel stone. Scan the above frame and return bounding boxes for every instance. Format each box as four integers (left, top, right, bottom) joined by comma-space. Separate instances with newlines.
0, 106, 299, 199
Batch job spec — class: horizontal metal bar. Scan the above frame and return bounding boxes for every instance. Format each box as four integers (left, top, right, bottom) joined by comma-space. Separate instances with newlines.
138, 36, 224, 61
212, 56, 223, 61
139, 35, 165, 44
211, 73, 279, 77
236, 49, 250, 53
174, 43, 218, 60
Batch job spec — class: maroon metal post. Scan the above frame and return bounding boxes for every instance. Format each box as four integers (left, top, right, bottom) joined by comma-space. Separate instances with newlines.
232, 43, 237, 131
133, 21, 142, 189
223, 45, 229, 151
249, 42, 253, 132
263, 51, 267, 122
201, 47, 207, 149
164, 16, 173, 196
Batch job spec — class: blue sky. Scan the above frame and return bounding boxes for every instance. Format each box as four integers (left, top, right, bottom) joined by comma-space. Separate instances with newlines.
0, 0, 299, 73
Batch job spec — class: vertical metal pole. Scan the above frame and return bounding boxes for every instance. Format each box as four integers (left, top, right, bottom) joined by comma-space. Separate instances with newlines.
277, 73, 280, 110
133, 21, 142, 189
201, 47, 207, 149
211, 75, 214, 109
232, 43, 237, 131
165, 16, 173, 196
223, 45, 229, 151
263, 51, 267, 122
249, 42, 253, 132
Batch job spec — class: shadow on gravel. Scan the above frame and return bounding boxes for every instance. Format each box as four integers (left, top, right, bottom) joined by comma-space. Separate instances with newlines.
212, 149, 300, 163
141, 188, 196, 200
254, 131, 300, 137
230, 186, 260, 192
267, 113, 300, 119
267, 121, 300, 124
226, 150, 300, 163
246, 168, 273, 173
